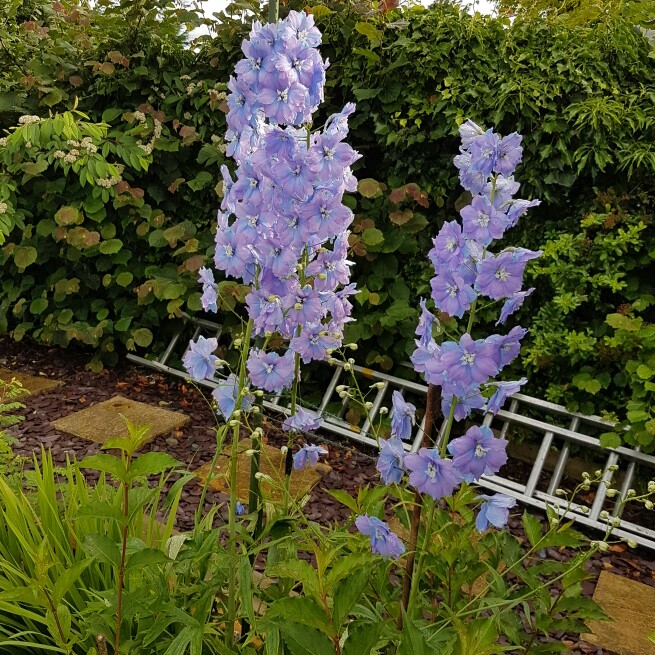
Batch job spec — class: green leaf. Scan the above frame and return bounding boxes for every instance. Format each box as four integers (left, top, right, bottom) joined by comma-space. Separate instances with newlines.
99, 238, 123, 254
52, 559, 92, 606
355, 22, 383, 44
76, 501, 126, 525
266, 560, 320, 599
522, 511, 542, 548
125, 547, 170, 571
266, 597, 333, 635
102, 108, 124, 123
362, 227, 384, 246
129, 452, 179, 479
21, 160, 48, 176
13, 246, 38, 269
343, 622, 382, 655
116, 272, 134, 287
82, 533, 121, 567
29, 297, 49, 315
279, 622, 335, 655
132, 328, 153, 347
352, 88, 381, 101
599, 432, 622, 449
79, 454, 127, 480
239, 556, 256, 627
327, 489, 359, 514
332, 567, 369, 625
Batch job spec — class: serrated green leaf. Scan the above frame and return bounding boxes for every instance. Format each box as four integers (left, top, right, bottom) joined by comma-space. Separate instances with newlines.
99, 238, 123, 254
599, 432, 622, 449
129, 452, 179, 479
82, 533, 121, 567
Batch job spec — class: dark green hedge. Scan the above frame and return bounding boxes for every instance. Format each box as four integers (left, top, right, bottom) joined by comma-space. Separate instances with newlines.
1, 1, 654, 439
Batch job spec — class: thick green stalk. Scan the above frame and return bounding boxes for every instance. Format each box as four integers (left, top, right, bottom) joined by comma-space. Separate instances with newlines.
268, 0, 279, 23
399, 383, 440, 627
406, 500, 436, 617
226, 318, 254, 648
114, 455, 132, 655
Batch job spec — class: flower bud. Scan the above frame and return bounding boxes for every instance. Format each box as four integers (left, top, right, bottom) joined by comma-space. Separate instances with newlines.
294, 303, 303, 310
370, 382, 385, 390
549, 517, 559, 526
347, 358, 355, 365
343, 363, 352, 371
364, 401, 373, 410
579, 506, 590, 514
318, 273, 327, 280
252, 427, 263, 438
251, 406, 260, 414
268, 295, 278, 302
627, 488, 637, 497
555, 489, 566, 497
336, 385, 348, 392
648, 481, 655, 493
325, 349, 334, 356
646, 500, 654, 510
606, 489, 618, 497
229, 419, 239, 427
379, 407, 389, 415
280, 446, 288, 455
582, 471, 590, 480
245, 449, 258, 456
234, 339, 242, 347
348, 343, 358, 351
328, 357, 338, 365
600, 510, 609, 520
627, 539, 638, 548
254, 390, 264, 397
233, 409, 241, 418
595, 469, 603, 478
608, 464, 619, 472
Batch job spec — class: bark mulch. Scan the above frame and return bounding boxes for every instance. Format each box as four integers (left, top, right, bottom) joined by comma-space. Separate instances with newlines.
2, 335, 655, 654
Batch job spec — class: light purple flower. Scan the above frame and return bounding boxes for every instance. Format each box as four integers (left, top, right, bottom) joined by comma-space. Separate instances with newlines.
199, 267, 218, 313
355, 515, 405, 560
376, 434, 406, 484
293, 443, 328, 470
447, 425, 508, 482
182, 336, 221, 381
475, 250, 526, 300
476, 494, 516, 532
391, 391, 416, 440
494, 132, 523, 176
430, 270, 477, 319
429, 221, 465, 267
247, 349, 295, 393
404, 448, 460, 500
496, 289, 534, 325
486, 378, 527, 414
212, 373, 254, 419
439, 334, 500, 387
283, 407, 323, 433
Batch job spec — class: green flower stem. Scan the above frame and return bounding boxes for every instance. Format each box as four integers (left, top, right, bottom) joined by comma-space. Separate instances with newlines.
283, 349, 301, 514
398, 382, 440, 628
114, 453, 132, 655
226, 317, 254, 648
407, 499, 436, 618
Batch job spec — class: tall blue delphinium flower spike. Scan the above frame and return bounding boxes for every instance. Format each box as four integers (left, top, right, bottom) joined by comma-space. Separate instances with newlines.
198, 11, 361, 416
410, 119, 541, 428
355, 515, 406, 560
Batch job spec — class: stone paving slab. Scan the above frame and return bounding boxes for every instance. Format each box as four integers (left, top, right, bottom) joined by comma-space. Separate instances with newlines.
52, 395, 189, 445
0, 367, 63, 395
584, 570, 655, 655
195, 437, 330, 504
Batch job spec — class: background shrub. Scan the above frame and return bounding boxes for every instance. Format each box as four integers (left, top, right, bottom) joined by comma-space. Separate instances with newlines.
1, 0, 654, 442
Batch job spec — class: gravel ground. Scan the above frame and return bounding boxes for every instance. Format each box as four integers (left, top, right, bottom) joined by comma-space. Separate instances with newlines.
2, 335, 655, 654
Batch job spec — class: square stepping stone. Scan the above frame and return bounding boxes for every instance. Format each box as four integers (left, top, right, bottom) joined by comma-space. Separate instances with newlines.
52, 395, 189, 446
195, 438, 330, 504
0, 367, 63, 395
583, 570, 655, 655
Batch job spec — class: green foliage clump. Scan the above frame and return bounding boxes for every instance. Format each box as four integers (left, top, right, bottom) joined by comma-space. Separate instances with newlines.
523, 190, 655, 447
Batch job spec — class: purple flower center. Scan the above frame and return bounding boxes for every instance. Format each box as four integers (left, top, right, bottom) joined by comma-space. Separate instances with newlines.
460, 352, 476, 366
495, 267, 509, 281
224, 245, 234, 257
426, 462, 437, 478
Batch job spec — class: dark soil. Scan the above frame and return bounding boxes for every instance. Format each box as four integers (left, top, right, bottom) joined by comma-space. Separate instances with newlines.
2, 335, 655, 654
